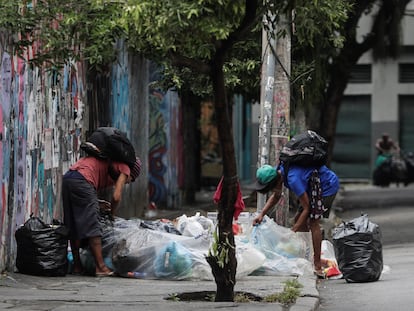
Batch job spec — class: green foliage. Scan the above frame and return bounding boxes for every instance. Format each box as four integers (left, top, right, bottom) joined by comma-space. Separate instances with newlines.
122, 0, 248, 60
0, 0, 124, 69
120, 0, 265, 99
293, 0, 350, 49
167, 293, 180, 302
0, 0, 351, 101
264, 278, 303, 305
207, 226, 235, 268
290, 0, 352, 114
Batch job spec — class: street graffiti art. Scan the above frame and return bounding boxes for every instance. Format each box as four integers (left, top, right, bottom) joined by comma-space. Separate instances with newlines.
0, 47, 85, 271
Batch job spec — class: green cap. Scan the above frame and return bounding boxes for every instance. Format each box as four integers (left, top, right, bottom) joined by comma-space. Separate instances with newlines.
255, 165, 278, 191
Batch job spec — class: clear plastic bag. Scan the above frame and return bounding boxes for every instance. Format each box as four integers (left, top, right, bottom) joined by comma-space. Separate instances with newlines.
247, 215, 314, 276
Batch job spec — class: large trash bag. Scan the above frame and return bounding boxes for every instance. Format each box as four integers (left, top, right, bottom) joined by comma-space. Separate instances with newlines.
403, 152, 414, 185
373, 158, 392, 186
332, 214, 383, 283
15, 216, 69, 276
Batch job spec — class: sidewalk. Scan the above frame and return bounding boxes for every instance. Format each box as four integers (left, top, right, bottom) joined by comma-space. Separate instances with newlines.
0, 271, 319, 311
0, 186, 321, 311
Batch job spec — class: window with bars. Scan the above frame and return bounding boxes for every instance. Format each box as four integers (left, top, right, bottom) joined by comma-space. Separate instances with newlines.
349, 64, 371, 83
399, 64, 414, 83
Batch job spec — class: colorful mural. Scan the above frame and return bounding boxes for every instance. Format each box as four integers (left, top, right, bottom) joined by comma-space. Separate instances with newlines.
148, 89, 180, 208
200, 101, 222, 181
0, 48, 85, 271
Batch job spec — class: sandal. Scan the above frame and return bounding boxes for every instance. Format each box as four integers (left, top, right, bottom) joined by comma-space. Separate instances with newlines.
95, 271, 115, 277
314, 270, 326, 279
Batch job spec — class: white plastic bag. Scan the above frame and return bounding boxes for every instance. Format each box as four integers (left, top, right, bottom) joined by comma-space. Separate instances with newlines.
250, 215, 312, 260
321, 240, 342, 279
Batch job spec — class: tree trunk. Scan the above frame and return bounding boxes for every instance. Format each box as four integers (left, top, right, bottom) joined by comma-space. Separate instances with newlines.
207, 58, 238, 302
86, 65, 111, 129
180, 91, 201, 204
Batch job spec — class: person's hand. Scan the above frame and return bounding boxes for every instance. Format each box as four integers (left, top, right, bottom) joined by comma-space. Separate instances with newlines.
252, 214, 263, 226
98, 200, 111, 213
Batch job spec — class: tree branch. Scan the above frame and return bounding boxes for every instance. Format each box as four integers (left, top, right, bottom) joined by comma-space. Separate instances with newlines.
344, 0, 411, 63
168, 51, 210, 74
215, 0, 263, 59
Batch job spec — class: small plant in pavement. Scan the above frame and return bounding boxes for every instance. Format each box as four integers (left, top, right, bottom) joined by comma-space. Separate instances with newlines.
264, 278, 303, 305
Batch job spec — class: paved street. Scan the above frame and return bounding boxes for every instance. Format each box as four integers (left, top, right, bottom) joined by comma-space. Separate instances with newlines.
319, 183, 414, 311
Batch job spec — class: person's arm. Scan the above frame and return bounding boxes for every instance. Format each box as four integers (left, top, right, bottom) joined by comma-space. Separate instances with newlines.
291, 192, 310, 232
391, 140, 400, 153
375, 139, 383, 153
110, 173, 128, 216
253, 180, 283, 225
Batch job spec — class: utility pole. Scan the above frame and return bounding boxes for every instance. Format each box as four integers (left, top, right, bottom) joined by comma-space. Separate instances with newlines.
257, 13, 276, 213
271, 14, 290, 226
257, 13, 291, 227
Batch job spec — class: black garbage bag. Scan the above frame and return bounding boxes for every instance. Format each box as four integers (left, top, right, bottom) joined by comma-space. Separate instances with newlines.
15, 216, 69, 276
332, 214, 383, 283
373, 159, 392, 186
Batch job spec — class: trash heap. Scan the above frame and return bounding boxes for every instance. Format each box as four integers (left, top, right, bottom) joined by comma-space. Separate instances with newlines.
78, 212, 317, 280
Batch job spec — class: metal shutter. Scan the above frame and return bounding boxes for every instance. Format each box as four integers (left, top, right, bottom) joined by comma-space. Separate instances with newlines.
331, 95, 371, 179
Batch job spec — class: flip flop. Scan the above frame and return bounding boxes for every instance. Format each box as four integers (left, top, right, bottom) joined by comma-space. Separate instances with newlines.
95, 271, 115, 277
314, 270, 326, 279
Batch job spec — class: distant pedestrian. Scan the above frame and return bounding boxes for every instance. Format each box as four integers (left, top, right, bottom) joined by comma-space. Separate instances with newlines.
375, 132, 400, 156
252, 163, 339, 278
62, 155, 141, 276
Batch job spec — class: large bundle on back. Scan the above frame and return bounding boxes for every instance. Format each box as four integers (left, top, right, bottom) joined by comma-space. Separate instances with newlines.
279, 130, 328, 168
81, 127, 136, 170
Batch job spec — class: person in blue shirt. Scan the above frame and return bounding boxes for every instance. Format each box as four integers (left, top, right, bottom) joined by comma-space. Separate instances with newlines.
253, 163, 340, 278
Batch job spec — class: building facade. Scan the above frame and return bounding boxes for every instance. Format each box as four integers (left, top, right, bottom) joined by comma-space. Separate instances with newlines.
332, 1, 414, 180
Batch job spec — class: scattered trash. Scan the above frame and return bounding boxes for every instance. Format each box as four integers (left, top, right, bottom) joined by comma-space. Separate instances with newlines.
71, 212, 317, 280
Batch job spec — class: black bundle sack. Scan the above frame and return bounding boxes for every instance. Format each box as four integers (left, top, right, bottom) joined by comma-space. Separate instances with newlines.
332, 214, 383, 283
279, 130, 328, 167
81, 127, 136, 170
15, 216, 69, 276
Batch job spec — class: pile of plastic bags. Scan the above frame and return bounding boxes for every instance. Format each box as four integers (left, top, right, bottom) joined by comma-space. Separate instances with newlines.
76, 213, 318, 280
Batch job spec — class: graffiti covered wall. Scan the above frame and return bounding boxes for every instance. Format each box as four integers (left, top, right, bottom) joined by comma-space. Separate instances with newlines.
110, 45, 150, 218
148, 87, 181, 209
0, 47, 86, 271
0, 41, 180, 270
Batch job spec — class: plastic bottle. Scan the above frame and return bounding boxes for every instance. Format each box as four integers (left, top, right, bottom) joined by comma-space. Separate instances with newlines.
126, 271, 147, 279
67, 248, 74, 274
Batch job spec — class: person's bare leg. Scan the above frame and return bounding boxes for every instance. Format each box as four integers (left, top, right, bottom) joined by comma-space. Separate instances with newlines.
70, 239, 83, 274
88, 236, 111, 275
309, 219, 322, 274
294, 210, 309, 232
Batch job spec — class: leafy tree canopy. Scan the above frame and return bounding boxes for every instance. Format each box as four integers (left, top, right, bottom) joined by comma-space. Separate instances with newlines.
0, 0, 350, 100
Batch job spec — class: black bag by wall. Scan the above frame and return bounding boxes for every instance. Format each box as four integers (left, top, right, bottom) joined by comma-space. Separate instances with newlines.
332, 214, 383, 283
80, 127, 136, 169
279, 130, 328, 167
15, 216, 69, 276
